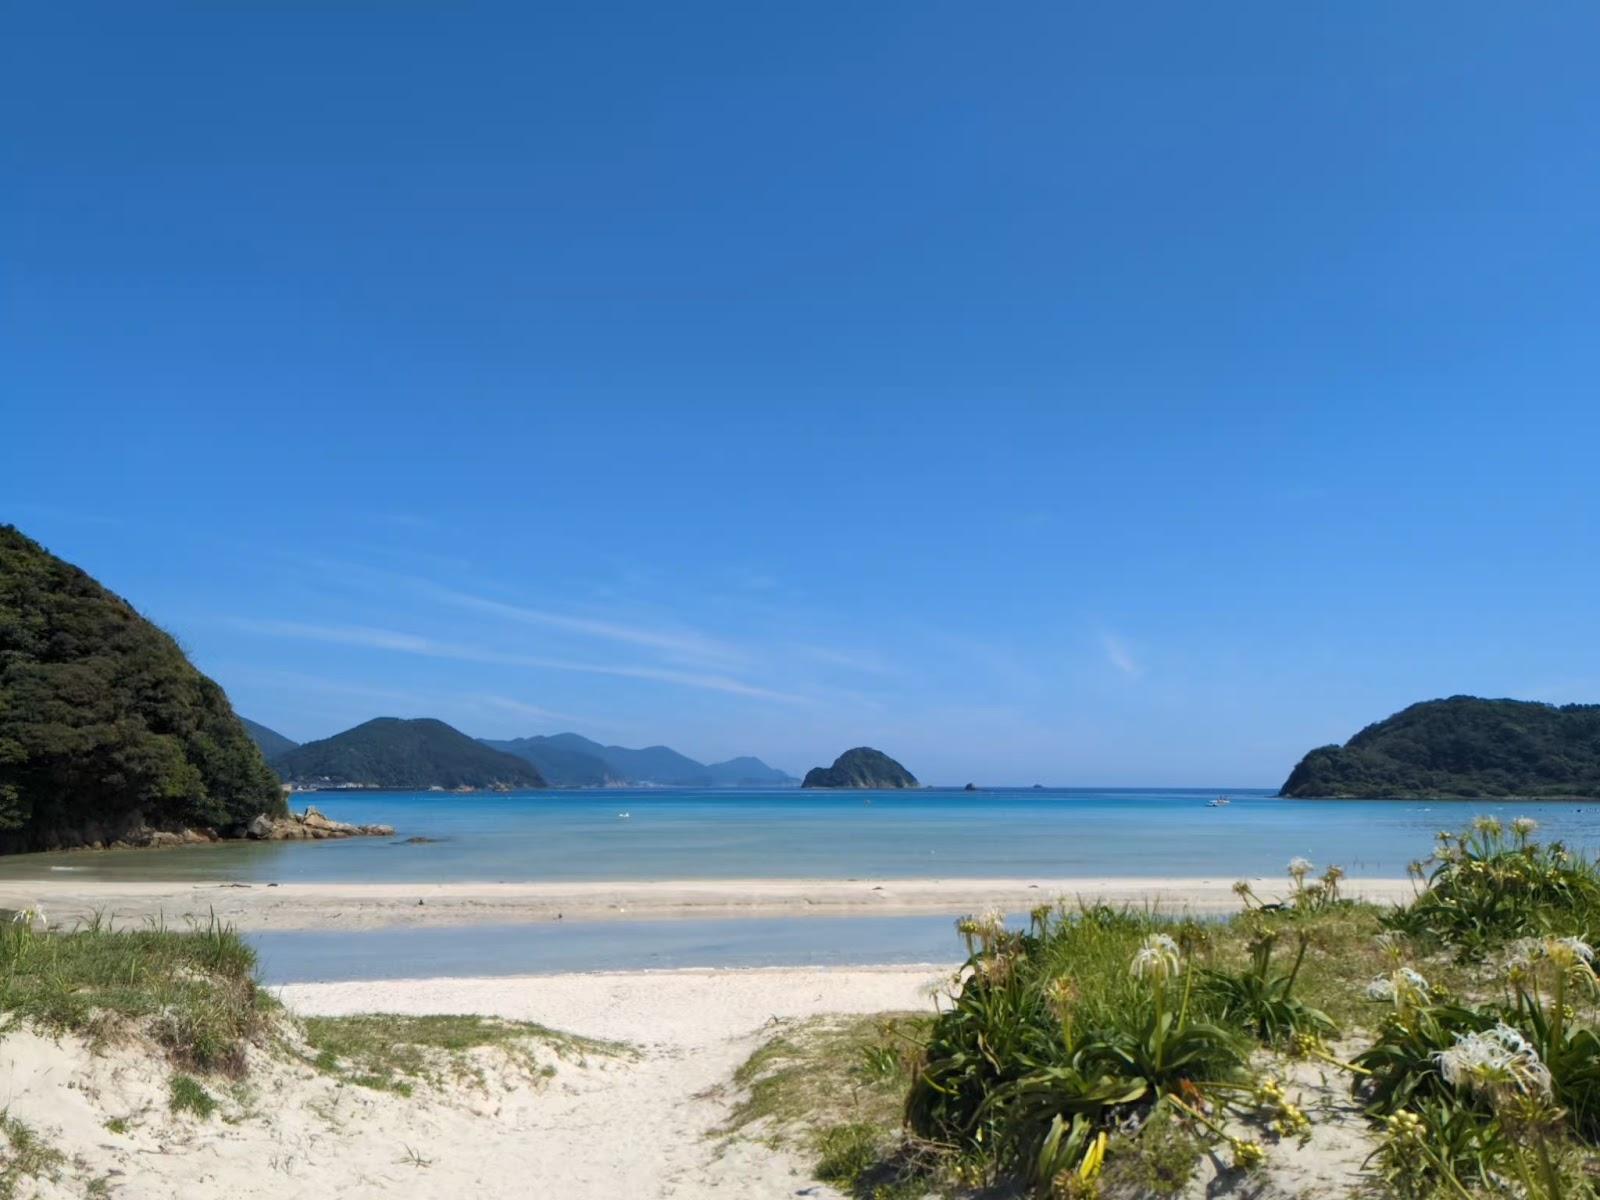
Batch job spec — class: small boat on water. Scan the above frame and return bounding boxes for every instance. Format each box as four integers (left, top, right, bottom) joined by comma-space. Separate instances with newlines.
1208, 795, 1231, 808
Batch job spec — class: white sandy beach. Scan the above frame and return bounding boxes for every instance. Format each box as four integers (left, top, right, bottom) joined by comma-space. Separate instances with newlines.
0, 874, 1415, 931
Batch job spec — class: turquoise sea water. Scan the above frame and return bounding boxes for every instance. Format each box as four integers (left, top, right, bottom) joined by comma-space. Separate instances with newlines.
3, 787, 1596, 883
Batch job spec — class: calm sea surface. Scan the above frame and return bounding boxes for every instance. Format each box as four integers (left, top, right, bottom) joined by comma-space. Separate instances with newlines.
3, 787, 1596, 883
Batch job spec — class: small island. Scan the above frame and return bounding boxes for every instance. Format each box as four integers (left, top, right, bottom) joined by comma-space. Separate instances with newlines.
801, 747, 918, 789
1280, 695, 1600, 799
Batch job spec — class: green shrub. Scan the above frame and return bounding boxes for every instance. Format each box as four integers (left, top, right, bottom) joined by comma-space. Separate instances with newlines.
907, 907, 1248, 1193
1201, 923, 1338, 1047
1387, 818, 1600, 955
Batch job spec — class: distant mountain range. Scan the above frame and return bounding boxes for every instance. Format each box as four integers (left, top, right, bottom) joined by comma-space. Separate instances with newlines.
272, 718, 547, 790
245, 715, 797, 790
481, 732, 799, 788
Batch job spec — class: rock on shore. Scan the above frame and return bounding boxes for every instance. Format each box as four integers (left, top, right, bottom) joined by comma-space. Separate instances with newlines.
245, 806, 395, 841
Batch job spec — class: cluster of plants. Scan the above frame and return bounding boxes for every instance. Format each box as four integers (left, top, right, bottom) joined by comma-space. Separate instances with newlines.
1387, 817, 1600, 955
860, 819, 1600, 1199
897, 862, 1353, 1198
1358, 817, 1600, 1199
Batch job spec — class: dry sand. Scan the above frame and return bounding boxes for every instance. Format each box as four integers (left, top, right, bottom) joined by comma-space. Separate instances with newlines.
0, 966, 947, 1199
0, 875, 1414, 932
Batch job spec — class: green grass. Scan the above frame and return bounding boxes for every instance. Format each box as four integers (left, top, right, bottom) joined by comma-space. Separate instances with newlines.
0, 1111, 64, 1199
300, 1013, 622, 1095
723, 1014, 930, 1197
0, 913, 271, 1074
168, 1074, 217, 1119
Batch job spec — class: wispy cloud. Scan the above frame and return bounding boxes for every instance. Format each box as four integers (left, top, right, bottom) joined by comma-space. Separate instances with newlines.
1102, 632, 1141, 677
213, 665, 438, 709
228, 619, 804, 703
472, 694, 587, 725
426, 585, 744, 666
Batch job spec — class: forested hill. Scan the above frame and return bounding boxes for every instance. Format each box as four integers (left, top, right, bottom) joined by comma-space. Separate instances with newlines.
0, 525, 285, 852
1280, 696, 1600, 799
275, 718, 547, 790
241, 718, 298, 762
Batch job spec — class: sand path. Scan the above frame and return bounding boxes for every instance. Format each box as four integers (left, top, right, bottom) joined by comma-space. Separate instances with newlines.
0, 967, 946, 1199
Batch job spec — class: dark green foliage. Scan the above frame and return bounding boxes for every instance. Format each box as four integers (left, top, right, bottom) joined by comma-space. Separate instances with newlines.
239, 718, 297, 763
0, 526, 284, 851
905, 908, 1248, 1191
1281, 695, 1600, 798
274, 717, 546, 790
801, 747, 918, 789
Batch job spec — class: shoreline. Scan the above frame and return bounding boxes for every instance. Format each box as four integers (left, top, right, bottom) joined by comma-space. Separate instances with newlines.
0, 874, 1414, 932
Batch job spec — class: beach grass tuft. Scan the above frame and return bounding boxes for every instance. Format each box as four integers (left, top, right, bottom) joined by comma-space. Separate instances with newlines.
0, 911, 272, 1074
168, 1073, 218, 1118
300, 1013, 623, 1095
0, 1110, 65, 1199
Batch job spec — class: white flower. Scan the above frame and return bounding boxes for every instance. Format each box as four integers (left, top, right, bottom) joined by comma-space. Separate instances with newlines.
1130, 933, 1182, 982
1436, 1024, 1552, 1101
1287, 857, 1313, 881
1512, 817, 1539, 839
1366, 967, 1430, 1007
1553, 936, 1595, 964
976, 907, 1007, 934
1504, 935, 1595, 973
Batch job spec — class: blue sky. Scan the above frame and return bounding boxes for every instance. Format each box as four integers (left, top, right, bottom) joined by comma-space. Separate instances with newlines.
5, 2, 1599, 785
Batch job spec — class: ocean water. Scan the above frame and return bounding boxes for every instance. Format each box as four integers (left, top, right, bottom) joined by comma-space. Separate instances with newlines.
3, 787, 1596, 883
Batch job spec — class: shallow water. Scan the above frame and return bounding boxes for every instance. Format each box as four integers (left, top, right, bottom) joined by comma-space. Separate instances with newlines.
250, 913, 975, 983
3, 788, 1595, 883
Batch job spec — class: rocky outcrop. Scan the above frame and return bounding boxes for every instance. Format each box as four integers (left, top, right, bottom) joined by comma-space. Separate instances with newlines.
244, 806, 395, 841
801, 747, 919, 789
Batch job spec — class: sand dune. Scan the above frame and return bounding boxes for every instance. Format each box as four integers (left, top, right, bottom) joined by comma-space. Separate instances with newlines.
0, 966, 945, 1199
